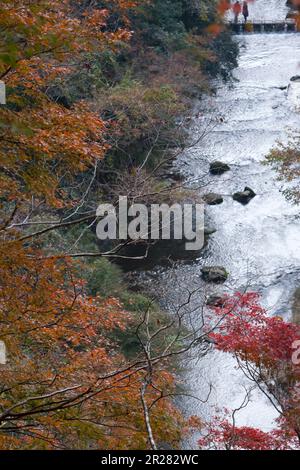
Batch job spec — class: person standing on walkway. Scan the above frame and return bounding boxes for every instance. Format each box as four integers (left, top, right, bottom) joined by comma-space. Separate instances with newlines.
242, 1, 249, 23
233, 1, 242, 24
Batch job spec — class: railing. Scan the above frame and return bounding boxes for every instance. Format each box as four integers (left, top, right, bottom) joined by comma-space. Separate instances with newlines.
226, 18, 299, 33
225, 18, 296, 25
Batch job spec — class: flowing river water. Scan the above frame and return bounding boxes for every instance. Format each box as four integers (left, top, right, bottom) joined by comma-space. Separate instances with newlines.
138, 0, 300, 448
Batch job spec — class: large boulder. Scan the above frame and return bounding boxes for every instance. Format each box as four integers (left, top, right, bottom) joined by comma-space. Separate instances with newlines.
203, 193, 224, 206
288, 76, 300, 107
210, 161, 230, 175
233, 187, 256, 205
201, 266, 228, 284
206, 295, 226, 307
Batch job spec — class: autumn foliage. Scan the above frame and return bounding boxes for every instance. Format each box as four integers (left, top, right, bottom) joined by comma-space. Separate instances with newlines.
198, 418, 299, 450
2, 0, 289, 452
0, 0, 183, 450
198, 293, 300, 450
0, 0, 129, 205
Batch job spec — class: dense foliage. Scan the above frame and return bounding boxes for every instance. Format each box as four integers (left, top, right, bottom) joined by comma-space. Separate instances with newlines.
0, 0, 241, 450
266, 133, 300, 203
197, 293, 300, 450
1, 0, 300, 452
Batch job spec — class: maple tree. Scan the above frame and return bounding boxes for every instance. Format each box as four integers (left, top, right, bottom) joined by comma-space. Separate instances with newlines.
198, 418, 299, 450
0, 238, 184, 448
0, 0, 132, 205
0, 0, 185, 450
197, 293, 300, 450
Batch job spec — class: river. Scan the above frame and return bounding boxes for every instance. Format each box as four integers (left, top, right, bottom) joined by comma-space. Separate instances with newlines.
139, 0, 300, 449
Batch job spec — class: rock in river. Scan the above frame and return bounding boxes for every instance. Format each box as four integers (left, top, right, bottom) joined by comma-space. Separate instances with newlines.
206, 295, 226, 307
210, 161, 230, 175
201, 266, 228, 284
204, 226, 217, 236
233, 187, 256, 205
203, 193, 223, 206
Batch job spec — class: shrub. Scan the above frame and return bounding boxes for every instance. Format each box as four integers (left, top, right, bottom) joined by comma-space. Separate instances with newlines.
96, 77, 185, 167
86, 258, 123, 297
